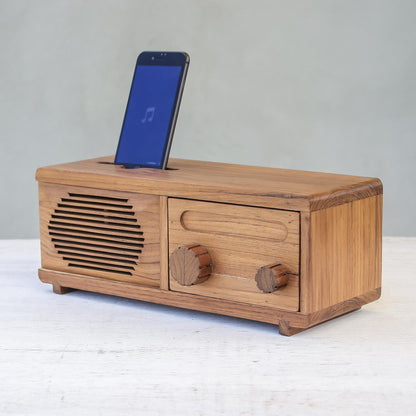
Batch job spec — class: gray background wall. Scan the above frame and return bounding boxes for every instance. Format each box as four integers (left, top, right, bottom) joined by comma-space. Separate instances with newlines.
1, 0, 415, 238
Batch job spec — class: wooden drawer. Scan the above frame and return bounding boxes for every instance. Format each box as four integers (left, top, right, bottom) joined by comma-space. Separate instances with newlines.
168, 198, 300, 311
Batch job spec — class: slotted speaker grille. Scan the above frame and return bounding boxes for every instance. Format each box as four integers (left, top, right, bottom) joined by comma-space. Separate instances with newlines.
47, 193, 144, 276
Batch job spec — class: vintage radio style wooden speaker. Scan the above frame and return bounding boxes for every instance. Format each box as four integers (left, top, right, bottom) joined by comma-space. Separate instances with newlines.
36, 156, 382, 335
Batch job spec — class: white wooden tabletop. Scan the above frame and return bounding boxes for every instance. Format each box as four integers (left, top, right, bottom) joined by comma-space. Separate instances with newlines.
1, 238, 415, 416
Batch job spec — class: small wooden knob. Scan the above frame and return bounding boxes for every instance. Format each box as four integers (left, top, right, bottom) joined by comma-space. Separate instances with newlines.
255, 263, 291, 293
170, 244, 212, 286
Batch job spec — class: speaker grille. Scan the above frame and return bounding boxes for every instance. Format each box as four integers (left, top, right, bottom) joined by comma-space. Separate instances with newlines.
48, 193, 144, 276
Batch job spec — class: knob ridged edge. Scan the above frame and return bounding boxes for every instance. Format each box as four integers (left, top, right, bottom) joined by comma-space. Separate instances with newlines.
170, 244, 212, 286
255, 263, 291, 293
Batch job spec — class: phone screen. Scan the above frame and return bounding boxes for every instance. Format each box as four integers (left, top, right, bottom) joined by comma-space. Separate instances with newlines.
115, 64, 182, 168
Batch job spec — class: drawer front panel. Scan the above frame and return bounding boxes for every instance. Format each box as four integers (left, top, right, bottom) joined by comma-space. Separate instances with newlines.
169, 199, 300, 311
39, 183, 160, 286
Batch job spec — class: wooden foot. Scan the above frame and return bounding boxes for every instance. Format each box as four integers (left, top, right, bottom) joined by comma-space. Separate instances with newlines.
278, 320, 306, 336
279, 306, 363, 336
52, 282, 75, 295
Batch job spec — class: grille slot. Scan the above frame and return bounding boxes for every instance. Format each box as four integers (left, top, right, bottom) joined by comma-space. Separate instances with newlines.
58, 251, 137, 264
53, 210, 138, 222
67, 264, 133, 275
61, 198, 133, 209
48, 227, 144, 242
51, 215, 141, 228
68, 193, 129, 202
48, 193, 144, 276
49, 221, 142, 235
51, 238, 141, 253
57, 203, 135, 215
54, 244, 140, 258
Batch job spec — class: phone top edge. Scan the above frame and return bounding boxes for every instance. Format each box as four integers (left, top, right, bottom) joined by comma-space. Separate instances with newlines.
137, 51, 189, 66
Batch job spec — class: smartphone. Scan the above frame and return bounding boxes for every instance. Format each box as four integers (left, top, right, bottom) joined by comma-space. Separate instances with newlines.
114, 51, 189, 169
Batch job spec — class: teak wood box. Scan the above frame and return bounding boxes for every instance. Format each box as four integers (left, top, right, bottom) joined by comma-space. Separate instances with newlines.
36, 156, 382, 335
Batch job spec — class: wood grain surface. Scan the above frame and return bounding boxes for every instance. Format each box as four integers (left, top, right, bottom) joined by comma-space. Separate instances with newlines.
255, 263, 291, 293
168, 198, 300, 311
36, 155, 382, 211
306, 194, 383, 312
169, 244, 212, 286
159, 196, 169, 290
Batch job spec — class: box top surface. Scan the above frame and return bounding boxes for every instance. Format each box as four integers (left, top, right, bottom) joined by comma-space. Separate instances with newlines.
36, 156, 382, 211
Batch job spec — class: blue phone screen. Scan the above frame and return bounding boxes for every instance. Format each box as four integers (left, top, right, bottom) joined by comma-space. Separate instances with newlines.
115, 65, 182, 167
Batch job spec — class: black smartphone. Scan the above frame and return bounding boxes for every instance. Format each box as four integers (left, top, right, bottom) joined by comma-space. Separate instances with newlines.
114, 51, 189, 169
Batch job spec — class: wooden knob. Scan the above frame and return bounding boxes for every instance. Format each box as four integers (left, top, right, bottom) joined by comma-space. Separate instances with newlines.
255, 263, 291, 293
170, 244, 212, 286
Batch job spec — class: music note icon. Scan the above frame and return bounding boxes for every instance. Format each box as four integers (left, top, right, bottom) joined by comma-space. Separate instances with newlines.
141, 106, 155, 123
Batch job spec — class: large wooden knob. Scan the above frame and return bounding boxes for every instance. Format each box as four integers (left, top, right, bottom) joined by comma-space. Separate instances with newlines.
255, 263, 291, 293
170, 244, 212, 286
